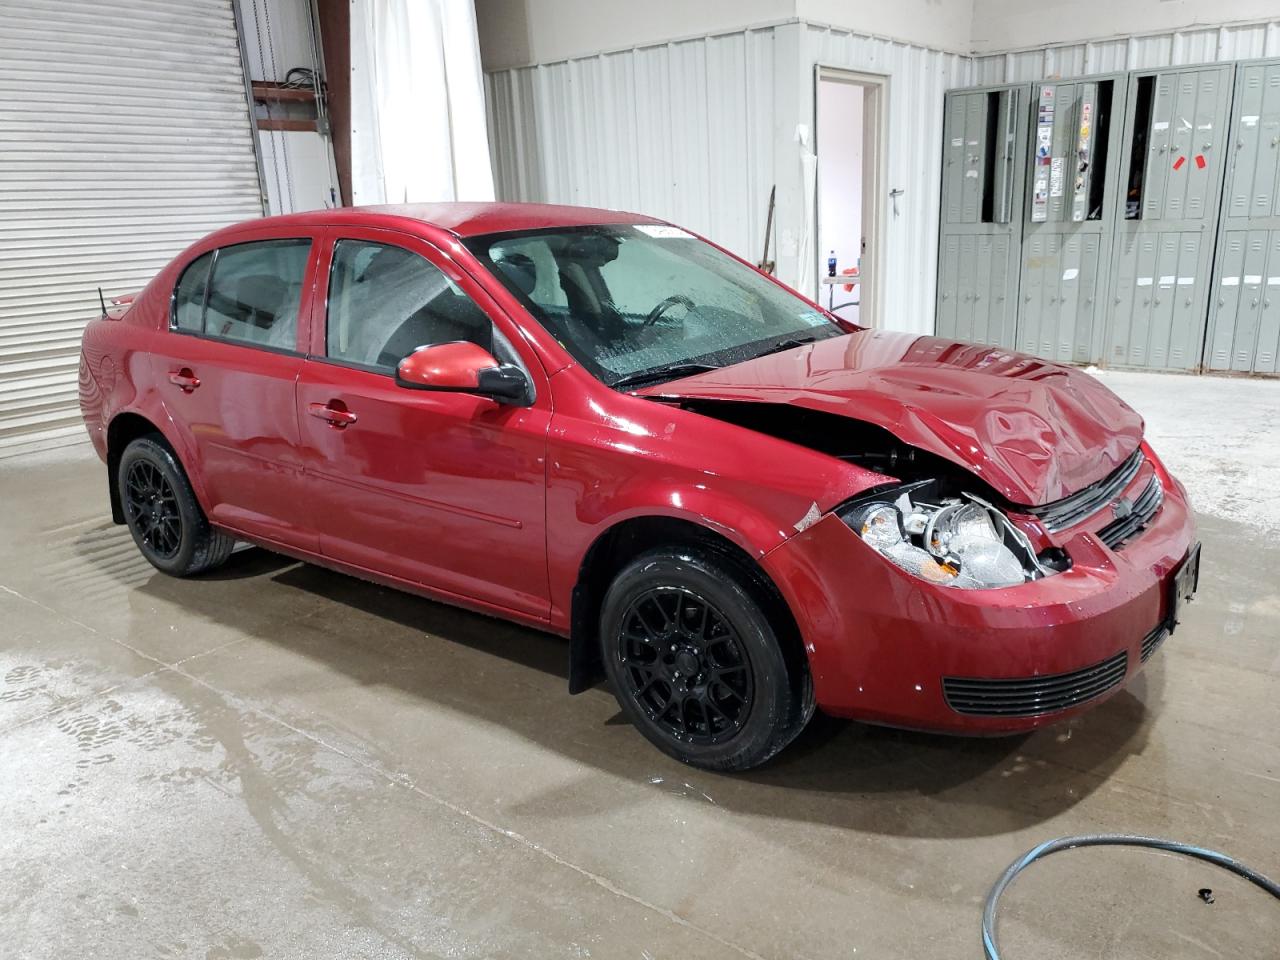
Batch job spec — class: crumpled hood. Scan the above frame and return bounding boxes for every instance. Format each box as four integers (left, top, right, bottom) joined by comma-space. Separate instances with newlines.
637, 331, 1144, 505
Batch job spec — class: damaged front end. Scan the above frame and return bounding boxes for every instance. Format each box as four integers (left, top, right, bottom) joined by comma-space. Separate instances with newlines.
673, 400, 1072, 589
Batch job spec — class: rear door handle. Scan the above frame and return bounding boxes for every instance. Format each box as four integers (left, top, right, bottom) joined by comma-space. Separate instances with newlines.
307, 400, 358, 428
168, 368, 200, 392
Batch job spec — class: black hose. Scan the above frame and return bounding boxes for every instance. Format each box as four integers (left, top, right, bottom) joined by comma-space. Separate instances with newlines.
983, 834, 1280, 960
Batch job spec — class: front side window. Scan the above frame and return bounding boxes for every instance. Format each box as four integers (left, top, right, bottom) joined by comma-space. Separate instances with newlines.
325, 239, 495, 371
466, 224, 845, 387
174, 239, 311, 349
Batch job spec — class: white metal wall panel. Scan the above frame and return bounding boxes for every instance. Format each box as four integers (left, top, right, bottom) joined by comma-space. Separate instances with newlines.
800, 24, 974, 334
974, 20, 1280, 83
485, 29, 778, 274
0, 0, 264, 457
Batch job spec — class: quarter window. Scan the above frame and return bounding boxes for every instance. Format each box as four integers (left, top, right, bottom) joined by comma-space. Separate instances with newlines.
326, 240, 495, 371
172, 252, 212, 332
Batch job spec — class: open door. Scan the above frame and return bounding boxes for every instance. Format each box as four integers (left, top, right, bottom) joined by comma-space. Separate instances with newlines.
816, 68, 886, 327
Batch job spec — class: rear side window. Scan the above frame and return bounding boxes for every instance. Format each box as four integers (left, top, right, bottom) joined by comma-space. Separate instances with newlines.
171, 239, 311, 350
172, 252, 212, 332
325, 239, 494, 371
205, 240, 311, 349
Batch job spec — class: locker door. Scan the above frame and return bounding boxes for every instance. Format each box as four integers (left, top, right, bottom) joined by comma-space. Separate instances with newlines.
960, 95, 985, 224
1018, 234, 1046, 355
1232, 231, 1269, 370
1039, 235, 1063, 358
972, 236, 995, 344
1183, 70, 1229, 222
1128, 236, 1161, 366
991, 235, 1014, 348
1056, 236, 1083, 361
937, 235, 961, 337
1147, 233, 1181, 368
1142, 73, 1178, 221
1074, 235, 1102, 363
1110, 232, 1140, 363
1168, 234, 1203, 369
1225, 64, 1266, 221
1207, 232, 1248, 369
957, 236, 978, 342
1257, 231, 1280, 372
943, 95, 968, 224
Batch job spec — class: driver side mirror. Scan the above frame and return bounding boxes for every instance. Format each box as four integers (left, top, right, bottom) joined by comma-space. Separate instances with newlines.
395, 341, 532, 406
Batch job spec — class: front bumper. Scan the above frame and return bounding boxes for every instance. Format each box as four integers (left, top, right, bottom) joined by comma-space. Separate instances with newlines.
762, 467, 1197, 734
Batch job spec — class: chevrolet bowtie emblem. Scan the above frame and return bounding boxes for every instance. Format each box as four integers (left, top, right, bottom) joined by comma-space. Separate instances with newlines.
1112, 498, 1133, 520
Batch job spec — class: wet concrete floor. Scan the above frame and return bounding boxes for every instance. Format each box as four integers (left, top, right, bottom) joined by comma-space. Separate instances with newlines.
2, 380, 1278, 958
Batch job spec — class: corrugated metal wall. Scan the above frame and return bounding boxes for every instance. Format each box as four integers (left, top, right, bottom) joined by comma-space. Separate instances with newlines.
973, 21, 1280, 84
484, 22, 972, 336
485, 28, 779, 282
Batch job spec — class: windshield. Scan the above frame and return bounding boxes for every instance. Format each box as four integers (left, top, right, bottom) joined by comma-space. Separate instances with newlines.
465, 224, 846, 387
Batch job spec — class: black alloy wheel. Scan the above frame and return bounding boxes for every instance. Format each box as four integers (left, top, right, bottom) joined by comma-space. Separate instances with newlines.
618, 586, 754, 745
600, 547, 812, 771
117, 435, 235, 576
123, 458, 182, 560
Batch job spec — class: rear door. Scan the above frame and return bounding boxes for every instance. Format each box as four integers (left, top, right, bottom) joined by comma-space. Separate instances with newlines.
295, 227, 552, 619
150, 236, 319, 550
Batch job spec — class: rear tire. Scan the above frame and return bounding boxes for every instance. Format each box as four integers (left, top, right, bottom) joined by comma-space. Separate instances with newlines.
600, 546, 811, 771
118, 436, 234, 577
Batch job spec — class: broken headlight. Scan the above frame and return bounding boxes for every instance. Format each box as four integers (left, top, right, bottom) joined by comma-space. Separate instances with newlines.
838, 483, 1050, 589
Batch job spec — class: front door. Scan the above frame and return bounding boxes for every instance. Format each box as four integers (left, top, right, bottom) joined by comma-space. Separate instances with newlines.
295, 228, 551, 620
150, 236, 318, 550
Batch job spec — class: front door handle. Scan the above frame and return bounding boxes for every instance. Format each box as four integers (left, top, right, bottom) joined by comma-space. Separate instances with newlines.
168, 368, 201, 392
307, 400, 358, 429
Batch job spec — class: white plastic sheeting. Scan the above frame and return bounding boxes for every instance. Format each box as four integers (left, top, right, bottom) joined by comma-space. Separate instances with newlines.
350, 0, 494, 204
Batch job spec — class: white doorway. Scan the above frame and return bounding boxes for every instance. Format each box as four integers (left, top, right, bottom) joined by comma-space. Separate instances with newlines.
816, 69, 886, 327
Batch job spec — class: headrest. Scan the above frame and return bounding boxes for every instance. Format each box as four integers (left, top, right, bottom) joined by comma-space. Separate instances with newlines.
495, 252, 537, 295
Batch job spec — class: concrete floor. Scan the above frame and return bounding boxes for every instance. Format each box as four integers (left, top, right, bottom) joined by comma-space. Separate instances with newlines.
2, 372, 1279, 959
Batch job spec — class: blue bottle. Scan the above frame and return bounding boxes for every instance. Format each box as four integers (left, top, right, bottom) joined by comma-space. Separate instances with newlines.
827, 251, 837, 277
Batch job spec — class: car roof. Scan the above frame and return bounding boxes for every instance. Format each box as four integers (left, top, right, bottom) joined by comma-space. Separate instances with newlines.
225, 201, 665, 239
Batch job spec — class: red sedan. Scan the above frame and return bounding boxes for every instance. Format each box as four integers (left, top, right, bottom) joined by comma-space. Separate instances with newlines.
78, 203, 1199, 770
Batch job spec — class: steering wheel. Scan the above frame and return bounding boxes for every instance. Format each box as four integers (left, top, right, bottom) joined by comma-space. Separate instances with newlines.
642, 294, 695, 327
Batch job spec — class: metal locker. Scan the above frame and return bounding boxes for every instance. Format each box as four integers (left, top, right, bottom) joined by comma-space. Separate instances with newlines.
1017, 76, 1126, 365
1166, 233, 1203, 368
937, 235, 961, 335
1234, 231, 1269, 370
1257, 231, 1280, 372
1110, 64, 1232, 370
1207, 231, 1249, 368
1205, 58, 1280, 372
1073, 236, 1102, 362
936, 84, 1027, 348
972, 237, 995, 344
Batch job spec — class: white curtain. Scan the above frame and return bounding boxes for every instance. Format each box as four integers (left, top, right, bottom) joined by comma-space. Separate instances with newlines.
349, 0, 495, 204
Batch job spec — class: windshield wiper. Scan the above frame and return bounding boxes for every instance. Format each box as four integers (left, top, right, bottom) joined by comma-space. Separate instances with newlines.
610, 362, 721, 391
753, 335, 822, 359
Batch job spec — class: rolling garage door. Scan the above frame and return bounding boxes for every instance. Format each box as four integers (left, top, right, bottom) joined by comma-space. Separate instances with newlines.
0, 0, 264, 458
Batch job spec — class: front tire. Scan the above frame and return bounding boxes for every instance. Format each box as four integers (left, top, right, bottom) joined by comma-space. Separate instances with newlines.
118, 436, 234, 577
600, 547, 811, 771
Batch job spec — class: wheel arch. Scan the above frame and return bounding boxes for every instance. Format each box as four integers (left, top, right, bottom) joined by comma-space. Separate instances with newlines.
105, 411, 188, 524
567, 514, 808, 697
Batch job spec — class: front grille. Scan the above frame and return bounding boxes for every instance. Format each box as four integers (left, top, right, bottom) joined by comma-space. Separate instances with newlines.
943, 651, 1129, 717
1025, 448, 1144, 532
1141, 623, 1170, 662
1097, 476, 1163, 550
